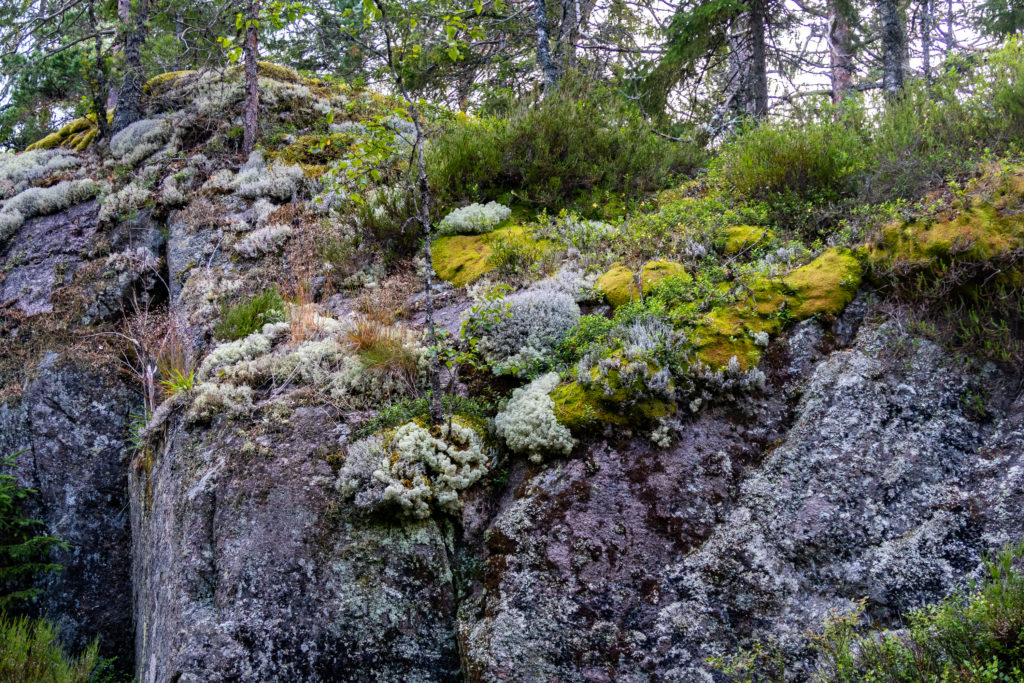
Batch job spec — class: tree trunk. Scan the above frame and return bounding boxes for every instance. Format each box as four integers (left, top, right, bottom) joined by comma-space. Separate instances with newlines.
242, 0, 261, 155
723, 1, 768, 121
533, 0, 559, 92
745, 0, 768, 118
921, 0, 932, 81
877, 0, 907, 98
87, 0, 111, 143
945, 0, 957, 55
113, 0, 150, 133
555, 0, 579, 71
827, 0, 855, 104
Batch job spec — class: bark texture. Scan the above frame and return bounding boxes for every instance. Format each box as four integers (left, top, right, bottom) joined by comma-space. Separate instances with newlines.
242, 1, 261, 155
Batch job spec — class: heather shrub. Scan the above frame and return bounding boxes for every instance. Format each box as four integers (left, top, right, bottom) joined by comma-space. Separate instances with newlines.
813, 541, 1024, 682
428, 83, 705, 211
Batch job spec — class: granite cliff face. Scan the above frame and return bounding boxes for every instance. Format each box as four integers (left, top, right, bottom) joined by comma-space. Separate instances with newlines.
0, 67, 1021, 682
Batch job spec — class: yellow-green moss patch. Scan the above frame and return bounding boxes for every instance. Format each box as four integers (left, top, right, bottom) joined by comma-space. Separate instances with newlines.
144, 70, 197, 95
596, 259, 688, 307
432, 226, 548, 287
257, 61, 303, 83
722, 225, 774, 254
25, 114, 105, 152
550, 382, 628, 431
870, 203, 1024, 270
690, 248, 862, 370
782, 247, 863, 319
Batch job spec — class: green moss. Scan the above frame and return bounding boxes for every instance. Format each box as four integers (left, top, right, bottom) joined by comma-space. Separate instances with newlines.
432, 226, 550, 287
25, 115, 102, 152
551, 381, 641, 432
595, 264, 637, 307
257, 61, 303, 83
267, 133, 358, 170
597, 259, 688, 307
721, 225, 774, 254
870, 203, 1024, 271
690, 248, 861, 370
144, 69, 197, 95
782, 247, 863, 318
24, 131, 64, 151
693, 307, 765, 370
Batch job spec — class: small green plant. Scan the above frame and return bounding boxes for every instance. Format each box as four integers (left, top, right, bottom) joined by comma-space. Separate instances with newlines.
214, 288, 286, 341
158, 367, 196, 397
0, 614, 100, 683
486, 233, 546, 278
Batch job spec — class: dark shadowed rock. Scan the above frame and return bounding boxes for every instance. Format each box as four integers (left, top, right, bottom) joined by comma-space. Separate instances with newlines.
0, 353, 137, 671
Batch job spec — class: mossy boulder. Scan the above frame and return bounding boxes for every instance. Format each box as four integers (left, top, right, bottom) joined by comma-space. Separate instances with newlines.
596, 259, 688, 307
692, 248, 862, 370
432, 226, 551, 287
721, 225, 774, 254
869, 203, 1024, 272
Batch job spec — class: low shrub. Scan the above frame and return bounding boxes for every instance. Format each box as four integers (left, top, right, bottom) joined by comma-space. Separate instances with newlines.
0, 615, 100, 683
711, 109, 867, 204
428, 81, 705, 212
214, 288, 287, 341
813, 541, 1024, 682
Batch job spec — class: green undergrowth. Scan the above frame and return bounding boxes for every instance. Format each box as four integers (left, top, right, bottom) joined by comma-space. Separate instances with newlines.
213, 289, 286, 341
0, 614, 105, 683
711, 541, 1024, 682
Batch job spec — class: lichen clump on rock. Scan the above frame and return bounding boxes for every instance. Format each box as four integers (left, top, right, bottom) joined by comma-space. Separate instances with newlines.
338, 419, 489, 518
494, 373, 576, 462
437, 201, 512, 236
463, 288, 580, 375
0, 179, 98, 242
